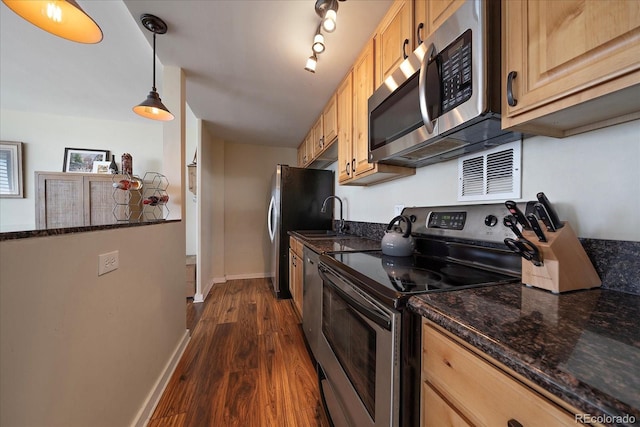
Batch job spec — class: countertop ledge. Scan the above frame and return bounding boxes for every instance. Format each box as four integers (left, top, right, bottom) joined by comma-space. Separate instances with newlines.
409, 284, 640, 426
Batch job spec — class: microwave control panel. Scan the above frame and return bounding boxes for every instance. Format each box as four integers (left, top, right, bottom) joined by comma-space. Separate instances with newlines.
441, 29, 472, 113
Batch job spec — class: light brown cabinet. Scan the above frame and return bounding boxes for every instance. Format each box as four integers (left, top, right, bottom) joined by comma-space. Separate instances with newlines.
340, 40, 415, 185
502, 0, 640, 137
323, 94, 338, 147
297, 131, 312, 167
414, 0, 465, 45
289, 236, 304, 317
35, 172, 132, 229
375, 0, 414, 88
337, 71, 354, 184
311, 115, 324, 159
421, 320, 577, 427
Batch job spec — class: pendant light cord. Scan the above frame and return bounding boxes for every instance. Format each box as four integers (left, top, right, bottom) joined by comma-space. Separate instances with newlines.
152, 32, 157, 91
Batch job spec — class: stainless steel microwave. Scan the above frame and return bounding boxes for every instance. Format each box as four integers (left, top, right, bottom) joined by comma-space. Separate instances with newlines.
368, 0, 521, 168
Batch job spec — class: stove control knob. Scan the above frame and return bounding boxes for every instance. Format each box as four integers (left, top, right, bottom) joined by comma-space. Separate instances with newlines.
484, 214, 498, 227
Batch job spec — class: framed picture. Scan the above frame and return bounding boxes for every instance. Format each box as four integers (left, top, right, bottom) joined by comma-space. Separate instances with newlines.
0, 141, 24, 198
92, 161, 112, 174
63, 148, 110, 173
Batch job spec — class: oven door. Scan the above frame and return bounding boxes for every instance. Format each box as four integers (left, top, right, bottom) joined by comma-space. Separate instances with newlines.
317, 263, 400, 427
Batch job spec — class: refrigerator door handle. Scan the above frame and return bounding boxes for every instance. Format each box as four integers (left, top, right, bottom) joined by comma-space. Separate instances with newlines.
268, 196, 276, 241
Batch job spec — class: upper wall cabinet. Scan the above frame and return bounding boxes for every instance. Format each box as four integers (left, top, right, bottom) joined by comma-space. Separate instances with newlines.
502, 0, 640, 137
340, 40, 415, 186
414, 0, 465, 45
375, 0, 414, 88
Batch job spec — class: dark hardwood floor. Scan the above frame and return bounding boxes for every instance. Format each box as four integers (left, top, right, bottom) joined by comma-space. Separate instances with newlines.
149, 278, 329, 427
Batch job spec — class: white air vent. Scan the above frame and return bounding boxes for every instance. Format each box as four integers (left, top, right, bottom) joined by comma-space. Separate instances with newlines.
457, 140, 521, 201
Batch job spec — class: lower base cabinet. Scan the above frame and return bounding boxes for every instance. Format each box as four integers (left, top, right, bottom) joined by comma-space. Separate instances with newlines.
421, 320, 577, 427
289, 237, 304, 318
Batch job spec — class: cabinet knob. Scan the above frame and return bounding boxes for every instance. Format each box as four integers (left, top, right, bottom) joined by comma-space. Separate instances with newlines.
402, 38, 410, 60
507, 71, 518, 107
351, 159, 355, 175
345, 161, 351, 176
507, 419, 523, 427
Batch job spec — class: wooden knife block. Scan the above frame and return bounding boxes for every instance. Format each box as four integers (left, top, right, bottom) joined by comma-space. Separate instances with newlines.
520, 221, 601, 293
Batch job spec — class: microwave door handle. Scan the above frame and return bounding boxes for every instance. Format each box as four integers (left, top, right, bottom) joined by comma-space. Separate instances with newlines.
419, 43, 437, 134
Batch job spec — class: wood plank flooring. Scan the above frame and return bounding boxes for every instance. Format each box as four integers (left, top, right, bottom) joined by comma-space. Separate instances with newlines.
149, 278, 329, 427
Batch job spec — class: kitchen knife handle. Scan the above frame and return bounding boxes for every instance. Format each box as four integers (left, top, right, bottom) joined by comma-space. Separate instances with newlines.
536, 192, 563, 229
526, 213, 547, 242
503, 215, 523, 238
534, 203, 557, 232
505, 200, 531, 230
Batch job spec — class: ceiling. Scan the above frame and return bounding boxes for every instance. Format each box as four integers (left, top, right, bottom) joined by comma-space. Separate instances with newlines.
0, 0, 392, 148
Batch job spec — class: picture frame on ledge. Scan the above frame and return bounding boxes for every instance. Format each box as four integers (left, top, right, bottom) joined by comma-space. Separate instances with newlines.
63, 148, 110, 173
92, 161, 112, 174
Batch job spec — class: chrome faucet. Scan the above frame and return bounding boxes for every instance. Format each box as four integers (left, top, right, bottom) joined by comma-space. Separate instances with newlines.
321, 195, 344, 234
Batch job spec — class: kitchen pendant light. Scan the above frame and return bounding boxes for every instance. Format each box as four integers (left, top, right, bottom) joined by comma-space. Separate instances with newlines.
133, 14, 174, 122
315, 0, 338, 33
305, 54, 317, 73
312, 25, 325, 54
2, 0, 102, 43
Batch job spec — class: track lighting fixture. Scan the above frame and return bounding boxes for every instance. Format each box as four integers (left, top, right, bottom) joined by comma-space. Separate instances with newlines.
315, 0, 338, 33
2, 0, 103, 43
305, 54, 318, 73
312, 26, 325, 54
133, 14, 174, 122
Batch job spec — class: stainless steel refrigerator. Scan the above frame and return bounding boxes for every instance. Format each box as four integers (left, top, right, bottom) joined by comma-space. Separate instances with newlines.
267, 165, 334, 299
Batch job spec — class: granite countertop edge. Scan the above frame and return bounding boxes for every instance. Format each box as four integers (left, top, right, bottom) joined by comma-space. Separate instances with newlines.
408, 288, 639, 424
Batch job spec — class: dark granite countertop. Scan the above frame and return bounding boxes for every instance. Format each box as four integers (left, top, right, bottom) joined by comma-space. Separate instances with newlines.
0, 219, 181, 241
288, 231, 381, 253
409, 284, 640, 426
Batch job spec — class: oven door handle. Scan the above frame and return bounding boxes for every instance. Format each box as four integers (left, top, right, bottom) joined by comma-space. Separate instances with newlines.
319, 266, 392, 331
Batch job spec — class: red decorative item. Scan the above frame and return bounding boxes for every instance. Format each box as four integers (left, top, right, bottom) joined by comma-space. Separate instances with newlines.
121, 153, 133, 175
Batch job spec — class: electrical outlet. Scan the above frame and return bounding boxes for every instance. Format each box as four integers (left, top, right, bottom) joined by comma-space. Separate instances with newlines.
394, 204, 405, 216
98, 251, 119, 276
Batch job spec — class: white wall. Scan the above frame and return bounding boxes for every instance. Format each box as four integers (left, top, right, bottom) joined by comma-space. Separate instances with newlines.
335, 120, 640, 241
185, 105, 198, 256
223, 142, 297, 278
0, 109, 163, 232
0, 222, 186, 427
195, 124, 224, 301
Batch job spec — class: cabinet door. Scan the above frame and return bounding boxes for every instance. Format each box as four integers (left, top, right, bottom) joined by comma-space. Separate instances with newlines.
297, 139, 306, 167
414, 0, 465, 46
289, 249, 296, 300
337, 71, 354, 184
85, 175, 118, 226
422, 321, 576, 427
311, 116, 324, 160
36, 172, 84, 229
323, 93, 338, 147
353, 40, 376, 177
503, 0, 640, 133
375, 0, 413, 87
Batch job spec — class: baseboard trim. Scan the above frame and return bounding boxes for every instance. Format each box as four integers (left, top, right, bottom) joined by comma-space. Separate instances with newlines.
131, 330, 190, 427
225, 272, 270, 281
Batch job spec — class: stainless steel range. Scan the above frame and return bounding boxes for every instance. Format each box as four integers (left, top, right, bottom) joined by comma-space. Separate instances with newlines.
316, 203, 524, 427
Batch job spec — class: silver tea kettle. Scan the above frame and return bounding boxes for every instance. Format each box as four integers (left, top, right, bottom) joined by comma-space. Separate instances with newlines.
381, 215, 415, 257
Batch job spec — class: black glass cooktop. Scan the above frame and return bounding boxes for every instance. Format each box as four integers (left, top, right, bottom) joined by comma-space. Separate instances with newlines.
327, 251, 518, 295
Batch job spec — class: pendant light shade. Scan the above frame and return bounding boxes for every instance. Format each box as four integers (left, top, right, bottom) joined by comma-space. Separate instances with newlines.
133, 90, 174, 121
305, 54, 317, 73
2, 0, 103, 43
133, 14, 174, 122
